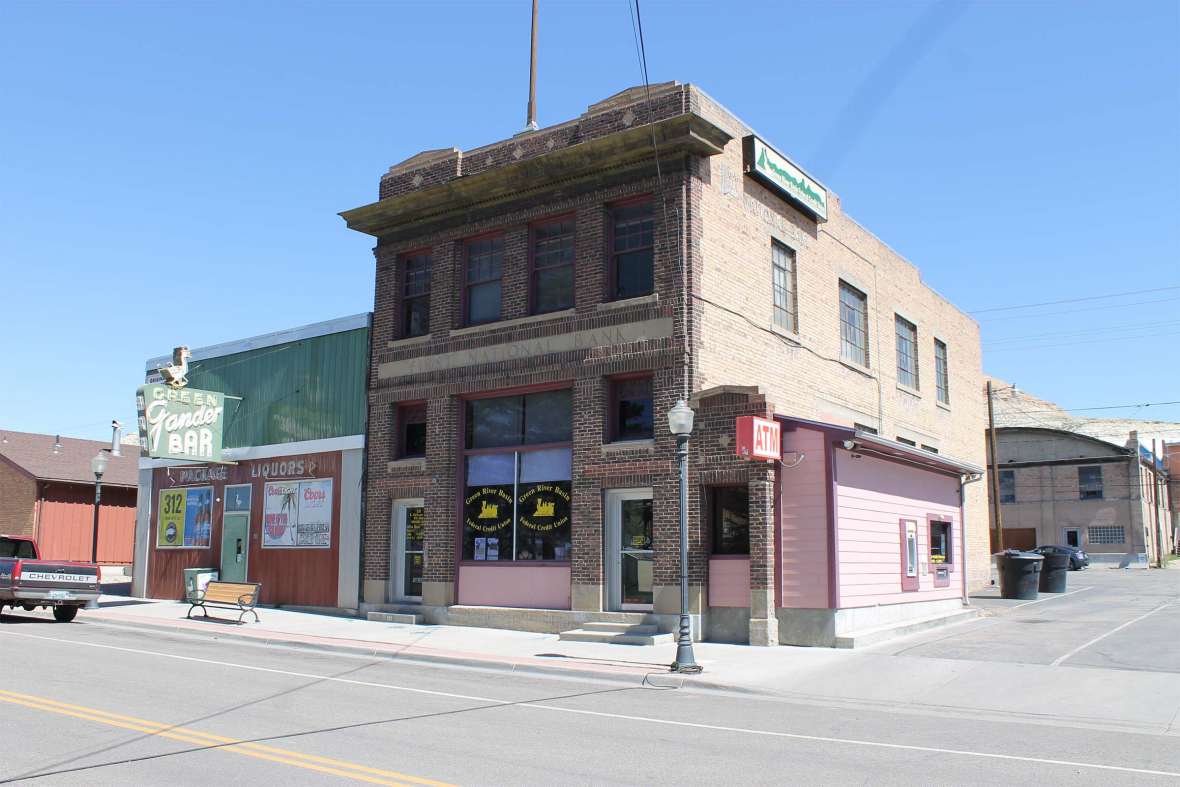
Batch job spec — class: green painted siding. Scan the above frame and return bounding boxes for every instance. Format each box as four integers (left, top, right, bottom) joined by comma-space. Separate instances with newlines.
184, 327, 369, 448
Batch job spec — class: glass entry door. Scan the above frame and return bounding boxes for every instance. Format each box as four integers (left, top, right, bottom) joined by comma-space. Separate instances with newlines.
391, 499, 424, 602
606, 488, 654, 611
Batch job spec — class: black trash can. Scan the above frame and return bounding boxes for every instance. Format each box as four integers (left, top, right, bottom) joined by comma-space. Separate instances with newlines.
995, 550, 1043, 600
1036, 547, 1071, 593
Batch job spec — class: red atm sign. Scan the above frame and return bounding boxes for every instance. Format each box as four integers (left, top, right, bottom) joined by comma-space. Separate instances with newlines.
735, 416, 781, 461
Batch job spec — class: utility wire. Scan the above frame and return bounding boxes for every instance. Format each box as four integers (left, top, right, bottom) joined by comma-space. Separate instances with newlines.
985, 318, 1180, 345
986, 329, 1180, 352
976, 295, 1180, 322
970, 285, 1180, 314
1002, 399, 1180, 415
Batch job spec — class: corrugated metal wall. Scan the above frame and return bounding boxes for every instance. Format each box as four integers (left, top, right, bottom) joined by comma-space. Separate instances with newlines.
36, 483, 137, 563
184, 327, 369, 448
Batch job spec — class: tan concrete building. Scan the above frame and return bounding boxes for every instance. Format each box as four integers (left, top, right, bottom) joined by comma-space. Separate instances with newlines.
990, 426, 1173, 564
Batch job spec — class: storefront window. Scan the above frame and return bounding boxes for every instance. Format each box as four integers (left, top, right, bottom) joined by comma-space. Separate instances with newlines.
711, 486, 749, 555
611, 376, 653, 441
463, 391, 572, 562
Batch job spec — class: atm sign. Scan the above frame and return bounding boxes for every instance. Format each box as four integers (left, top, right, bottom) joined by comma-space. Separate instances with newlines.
735, 416, 781, 461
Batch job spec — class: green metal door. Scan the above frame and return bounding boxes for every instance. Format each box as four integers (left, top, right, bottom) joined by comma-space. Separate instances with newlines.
220, 512, 250, 583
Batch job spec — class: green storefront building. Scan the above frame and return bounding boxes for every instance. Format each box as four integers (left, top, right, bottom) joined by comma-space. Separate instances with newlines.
131, 314, 371, 609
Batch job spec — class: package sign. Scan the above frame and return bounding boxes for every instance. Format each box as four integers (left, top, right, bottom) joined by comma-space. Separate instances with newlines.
517, 482, 571, 532
156, 486, 213, 548
262, 479, 333, 548
136, 384, 226, 462
742, 135, 828, 221
734, 415, 782, 461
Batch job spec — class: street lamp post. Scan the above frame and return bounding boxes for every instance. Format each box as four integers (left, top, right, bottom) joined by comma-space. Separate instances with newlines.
90, 451, 109, 564
667, 399, 700, 673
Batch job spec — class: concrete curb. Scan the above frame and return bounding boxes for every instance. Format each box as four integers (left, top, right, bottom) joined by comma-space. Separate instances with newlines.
76, 612, 716, 691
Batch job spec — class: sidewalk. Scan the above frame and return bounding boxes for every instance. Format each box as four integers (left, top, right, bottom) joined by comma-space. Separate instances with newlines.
62, 590, 1180, 736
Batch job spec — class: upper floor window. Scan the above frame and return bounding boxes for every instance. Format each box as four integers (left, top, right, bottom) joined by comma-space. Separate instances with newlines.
401, 252, 431, 338
935, 339, 950, 405
465, 236, 503, 325
466, 389, 572, 449
532, 217, 575, 314
896, 436, 916, 447
610, 201, 654, 299
999, 469, 1016, 503
771, 241, 798, 333
397, 403, 427, 459
839, 281, 869, 367
610, 375, 654, 441
1078, 465, 1104, 500
895, 315, 919, 389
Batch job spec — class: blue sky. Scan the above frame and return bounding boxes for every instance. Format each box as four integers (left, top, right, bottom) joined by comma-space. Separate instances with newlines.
1, 0, 1177, 442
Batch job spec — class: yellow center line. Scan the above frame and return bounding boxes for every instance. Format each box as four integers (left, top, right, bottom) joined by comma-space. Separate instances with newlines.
0, 689, 453, 787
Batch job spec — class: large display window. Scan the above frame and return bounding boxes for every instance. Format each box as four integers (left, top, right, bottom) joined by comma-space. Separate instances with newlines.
463, 390, 572, 562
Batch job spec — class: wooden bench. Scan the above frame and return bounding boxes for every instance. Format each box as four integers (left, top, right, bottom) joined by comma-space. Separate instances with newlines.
187, 581, 262, 624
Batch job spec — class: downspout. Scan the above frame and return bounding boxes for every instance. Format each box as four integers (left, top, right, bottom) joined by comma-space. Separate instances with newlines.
959, 473, 984, 604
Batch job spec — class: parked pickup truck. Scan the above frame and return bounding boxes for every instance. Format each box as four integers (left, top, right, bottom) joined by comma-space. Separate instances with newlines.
0, 535, 100, 622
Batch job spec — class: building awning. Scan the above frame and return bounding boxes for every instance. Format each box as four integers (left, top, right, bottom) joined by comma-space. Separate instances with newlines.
777, 416, 984, 478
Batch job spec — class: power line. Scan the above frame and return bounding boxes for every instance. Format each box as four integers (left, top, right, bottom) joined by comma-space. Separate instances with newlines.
969, 285, 1180, 314
985, 318, 1180, 345
985, 329, 1180, 352
1002, 399, 1180, 415
977, 295, 1180, 322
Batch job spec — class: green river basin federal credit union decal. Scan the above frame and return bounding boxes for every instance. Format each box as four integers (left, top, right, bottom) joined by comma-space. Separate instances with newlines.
136, 384, 226, 463
742, 135, 828, 221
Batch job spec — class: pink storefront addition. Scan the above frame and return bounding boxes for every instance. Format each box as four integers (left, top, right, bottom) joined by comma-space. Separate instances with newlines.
457, 564, 572, 609
708, 556, 750, 607
833, 450, 962, 608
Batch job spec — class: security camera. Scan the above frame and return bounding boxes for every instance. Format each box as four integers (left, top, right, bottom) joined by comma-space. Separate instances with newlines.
842, 440, 857, 450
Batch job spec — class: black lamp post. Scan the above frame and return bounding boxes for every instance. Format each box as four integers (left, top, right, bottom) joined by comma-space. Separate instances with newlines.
667, 399, 700, 673
90, 450, 108, 564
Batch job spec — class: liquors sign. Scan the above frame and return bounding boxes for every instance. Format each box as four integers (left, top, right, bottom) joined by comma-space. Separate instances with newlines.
742, 135, 828, 221
136, 384, 226, 462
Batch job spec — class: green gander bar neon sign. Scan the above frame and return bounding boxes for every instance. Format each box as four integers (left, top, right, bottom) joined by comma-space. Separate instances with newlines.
743, 135, 828, 221
136, 384, 226, 463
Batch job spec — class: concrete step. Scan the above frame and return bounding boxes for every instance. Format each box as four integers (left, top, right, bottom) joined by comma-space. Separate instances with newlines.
579, 621, 660, 635
558, 628, 674, 646
366, 611, 423, 625
833, 608, 979, 649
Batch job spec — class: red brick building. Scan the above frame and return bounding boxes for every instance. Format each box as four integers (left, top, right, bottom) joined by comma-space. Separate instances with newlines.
0, 430, 137, 563
342, 83, 987, 646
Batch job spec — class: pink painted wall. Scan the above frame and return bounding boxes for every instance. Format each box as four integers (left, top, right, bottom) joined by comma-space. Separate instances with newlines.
708, 557, 750, 607
834, 451, 962, 608
778, 427, 830, 608
457, 564, 571, 609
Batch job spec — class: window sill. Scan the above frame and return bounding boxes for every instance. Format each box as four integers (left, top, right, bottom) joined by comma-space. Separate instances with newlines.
838, 360, 876, 380
386, 458, 426, 472
596, 292, 658, 312
601, 438, 656, 454
769, 323, 802, 344
896, 383, 921, 399
936, 400, 952, 412
387, 333, 433, 349
451, 308, 575, 337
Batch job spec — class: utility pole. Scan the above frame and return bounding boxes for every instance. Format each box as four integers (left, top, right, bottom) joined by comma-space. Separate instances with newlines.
986, 380, 1004, 552
524, 0, 539, 132
1153, 439, 1165, 567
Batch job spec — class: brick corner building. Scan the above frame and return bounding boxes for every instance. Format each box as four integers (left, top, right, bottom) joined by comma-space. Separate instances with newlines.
342, 82, 988, 646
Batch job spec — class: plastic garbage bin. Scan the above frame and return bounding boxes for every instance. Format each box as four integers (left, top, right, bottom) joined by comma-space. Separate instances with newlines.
995, 550, 1043, 600
183, 568, 218, 602
1035, 547, 1071, 593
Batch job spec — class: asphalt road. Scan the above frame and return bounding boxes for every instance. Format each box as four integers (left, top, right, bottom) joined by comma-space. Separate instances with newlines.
1, 573, 1178, 785
886, 566, 1180, 671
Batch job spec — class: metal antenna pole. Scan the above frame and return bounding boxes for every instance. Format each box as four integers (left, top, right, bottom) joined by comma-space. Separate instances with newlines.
524, 0, 539, 131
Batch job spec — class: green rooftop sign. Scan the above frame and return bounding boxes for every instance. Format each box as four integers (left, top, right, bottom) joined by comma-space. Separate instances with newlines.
136, 384, 226, 463
743, 136, 828, 221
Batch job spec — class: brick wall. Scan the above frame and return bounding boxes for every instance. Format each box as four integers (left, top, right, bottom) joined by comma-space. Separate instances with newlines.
689, 88, 990, 589
0, 459, 36, 537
